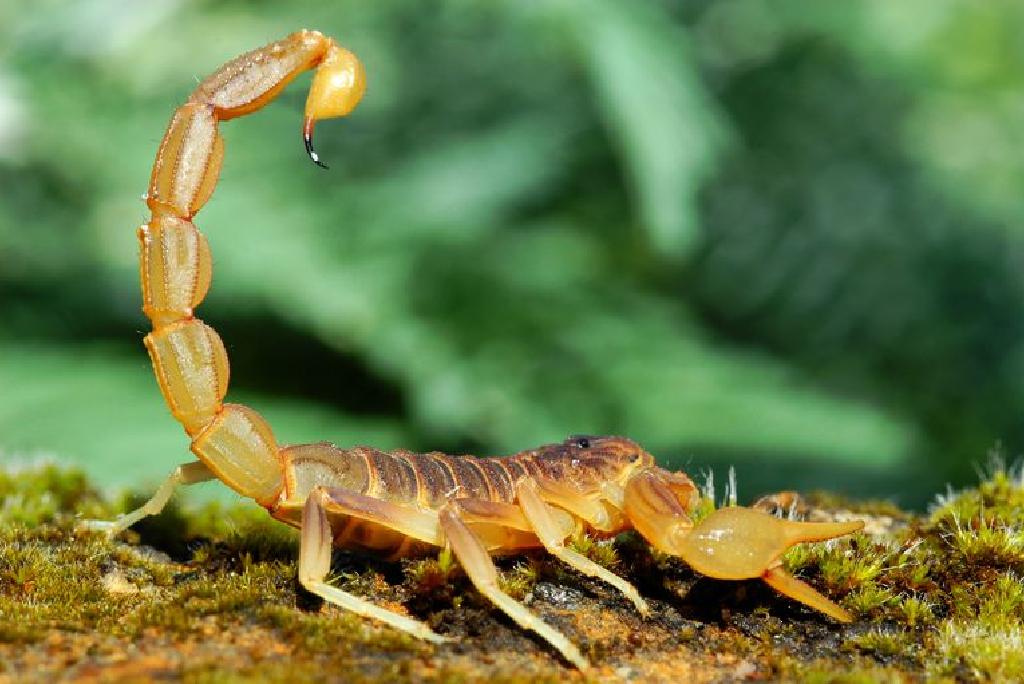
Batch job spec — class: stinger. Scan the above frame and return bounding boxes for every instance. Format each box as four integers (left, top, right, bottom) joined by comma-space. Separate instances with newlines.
304, 118, 328, 169
302, 42, 366, 170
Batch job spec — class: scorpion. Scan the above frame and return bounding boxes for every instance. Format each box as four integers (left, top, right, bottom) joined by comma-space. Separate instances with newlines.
84, 30, 863, 670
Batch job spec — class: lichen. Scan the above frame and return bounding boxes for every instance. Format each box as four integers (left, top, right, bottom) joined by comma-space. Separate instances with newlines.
2, 457, 1024, 682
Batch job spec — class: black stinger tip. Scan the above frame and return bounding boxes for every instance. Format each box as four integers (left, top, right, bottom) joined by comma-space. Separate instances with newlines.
304, 130, 329, 170
302, 118, 329, 170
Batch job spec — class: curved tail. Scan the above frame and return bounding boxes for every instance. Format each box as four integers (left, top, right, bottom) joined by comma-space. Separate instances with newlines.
139, 30, 365, 506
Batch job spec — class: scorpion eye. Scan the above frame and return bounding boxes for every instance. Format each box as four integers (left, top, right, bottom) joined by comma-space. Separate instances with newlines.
569, 435, 592, 449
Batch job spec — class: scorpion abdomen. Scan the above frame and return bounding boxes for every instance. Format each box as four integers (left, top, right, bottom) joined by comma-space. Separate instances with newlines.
280, 442, 522, 508
279, 435, 652, 514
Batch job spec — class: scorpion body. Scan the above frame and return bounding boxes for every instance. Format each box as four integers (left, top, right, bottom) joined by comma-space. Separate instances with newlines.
276, 437, 657, 558
87, 30, 863, 669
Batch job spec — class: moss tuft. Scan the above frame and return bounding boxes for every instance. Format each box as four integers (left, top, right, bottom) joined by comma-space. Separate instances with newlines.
848, 627, 913, 658
896, 595, 935, 627
932, 622, 1024, 681
843, 583, 896, 616
566, 532, 619, 570
406, 547, 458, 592
817, 536, 886, 591
0, 461, 109, 526
498, 560, 539, 601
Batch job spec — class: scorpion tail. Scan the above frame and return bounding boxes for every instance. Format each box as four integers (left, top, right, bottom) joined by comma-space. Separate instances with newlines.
140, 31, 365, 507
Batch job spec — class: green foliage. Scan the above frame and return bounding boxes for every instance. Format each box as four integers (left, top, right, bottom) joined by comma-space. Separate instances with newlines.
2, 1, 1024, 505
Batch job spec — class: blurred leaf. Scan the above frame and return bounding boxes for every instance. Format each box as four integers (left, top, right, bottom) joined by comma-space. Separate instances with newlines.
0, 343, 408, 497
534, 0, 729, 256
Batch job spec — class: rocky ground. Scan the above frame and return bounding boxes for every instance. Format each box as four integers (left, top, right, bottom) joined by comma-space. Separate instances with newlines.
1, 459, 1023, 683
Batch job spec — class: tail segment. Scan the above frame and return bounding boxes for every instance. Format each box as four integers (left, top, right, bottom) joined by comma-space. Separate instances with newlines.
139, 30, 366, 506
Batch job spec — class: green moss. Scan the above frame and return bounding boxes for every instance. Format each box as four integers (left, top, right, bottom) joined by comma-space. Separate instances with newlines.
784, 661, 919, 684
978, 572, 1024, 623
896, 595, 934, 627
847, 627, 913, 658
929, 453, 1024, 529
817, 536, 886, 591
940, 511, 1024, 568
407, 547, 459, 592
843, 582, 896, 616
0, 460, 109, 526
498, 560, 539, 601
566, 532, 619, 570
3, 458, 1024, 680
932, 622, 1024, 681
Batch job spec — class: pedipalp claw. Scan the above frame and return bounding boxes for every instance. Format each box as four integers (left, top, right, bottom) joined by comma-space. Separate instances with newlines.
672, 507, 862, 621
675, 507, 863, 581
778, 517, 865, 546
762, 565, 853, 623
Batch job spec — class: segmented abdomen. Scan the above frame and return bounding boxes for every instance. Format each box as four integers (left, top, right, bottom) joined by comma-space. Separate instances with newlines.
281, 443, 552, 508
282, 436, 643, 513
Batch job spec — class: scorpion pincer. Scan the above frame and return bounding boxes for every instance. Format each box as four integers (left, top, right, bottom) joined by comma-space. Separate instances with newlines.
83, 30, 863, 670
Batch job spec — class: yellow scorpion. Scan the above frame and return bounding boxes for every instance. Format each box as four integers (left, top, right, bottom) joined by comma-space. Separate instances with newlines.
86, 30, 863, 669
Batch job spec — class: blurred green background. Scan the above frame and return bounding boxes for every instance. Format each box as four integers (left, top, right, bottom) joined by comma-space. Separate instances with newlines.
2, 0, 1022, 509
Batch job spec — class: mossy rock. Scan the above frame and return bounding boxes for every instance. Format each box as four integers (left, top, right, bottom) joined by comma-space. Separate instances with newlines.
2, 459, 1023, 682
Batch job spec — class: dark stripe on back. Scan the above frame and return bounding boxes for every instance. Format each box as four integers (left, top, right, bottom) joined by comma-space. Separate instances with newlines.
476, 458, 514, 502
519, 454, 549, 483
501, 457, 529, 486
413, 452, 458, 507
446, 455, 491, 499
366, 448, 418, 504
390, 451, 425, 505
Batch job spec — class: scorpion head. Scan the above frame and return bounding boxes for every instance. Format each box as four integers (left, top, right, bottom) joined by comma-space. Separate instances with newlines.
525, 435, 655, 486
563, 435, 654, 469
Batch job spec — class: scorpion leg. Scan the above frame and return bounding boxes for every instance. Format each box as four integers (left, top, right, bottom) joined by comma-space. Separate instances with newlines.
297, 489, 449, 644
624, 468, 862, 622
516, 478, 650, 616
80, 461, 214, 536
438, 501, 589, 670
317, 486, 443, 545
